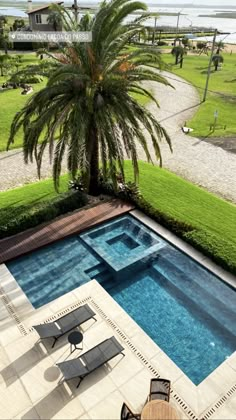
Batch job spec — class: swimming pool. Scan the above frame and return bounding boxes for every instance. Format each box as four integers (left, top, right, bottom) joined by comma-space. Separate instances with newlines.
7, 214, 236, 385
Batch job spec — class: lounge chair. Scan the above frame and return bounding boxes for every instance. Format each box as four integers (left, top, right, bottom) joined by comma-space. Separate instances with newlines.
120, 402, 140, 420
57, 336, 125, 388
33, 304, 96, 347
148, 378, 171, 402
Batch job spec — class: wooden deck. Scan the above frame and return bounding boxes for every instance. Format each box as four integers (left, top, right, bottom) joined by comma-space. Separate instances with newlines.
0, 199, 134, 264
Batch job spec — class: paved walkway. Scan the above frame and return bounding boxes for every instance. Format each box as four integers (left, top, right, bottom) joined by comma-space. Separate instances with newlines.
1, 72, 236, 203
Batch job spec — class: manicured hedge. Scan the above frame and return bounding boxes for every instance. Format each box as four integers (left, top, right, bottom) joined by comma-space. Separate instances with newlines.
0, 190, 88, 239
133, 195, 236, 275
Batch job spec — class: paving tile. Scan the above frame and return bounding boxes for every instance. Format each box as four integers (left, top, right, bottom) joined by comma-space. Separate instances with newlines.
0, 376, 32, 419
150, 351, 183, 383
13, 406, 40, 419
33, 383, 85, 420
87, 389, 125, 420
76, 371, 117, 412
20, 355, 59, 403
108, 346, 143, 388
119, 367, 153, 413
172, 375, 198, 414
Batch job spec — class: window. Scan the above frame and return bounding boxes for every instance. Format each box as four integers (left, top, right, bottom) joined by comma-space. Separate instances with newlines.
35, 14, 42, 24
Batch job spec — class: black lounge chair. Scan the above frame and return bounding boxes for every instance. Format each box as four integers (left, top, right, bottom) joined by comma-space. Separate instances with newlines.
57, 336, 125, 388
33, 304, 96, 347
120, 402, 140, 420
148, 378, 171, 402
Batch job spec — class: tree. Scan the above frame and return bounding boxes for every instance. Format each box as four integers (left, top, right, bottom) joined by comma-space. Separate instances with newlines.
12, 19, 25, 31
171, 45, 185, 65
212, 54, 224, 71
47, 9, 63, 31
181, 36, 189, 48
0, 15, 7, 28
0, 54, 10, 76
196, 41, 209, 56
215, 41, 224, 54
0, 32, 10, 54
7, 0, 172, 195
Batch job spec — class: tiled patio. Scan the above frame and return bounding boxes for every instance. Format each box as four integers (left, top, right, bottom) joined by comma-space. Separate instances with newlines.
0, 207, 236, 419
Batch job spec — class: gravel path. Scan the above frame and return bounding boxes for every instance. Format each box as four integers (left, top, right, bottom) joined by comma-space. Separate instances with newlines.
1, 71, 236, 203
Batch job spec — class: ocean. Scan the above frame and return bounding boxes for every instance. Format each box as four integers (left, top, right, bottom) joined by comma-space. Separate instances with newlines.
1, 2, 236, 43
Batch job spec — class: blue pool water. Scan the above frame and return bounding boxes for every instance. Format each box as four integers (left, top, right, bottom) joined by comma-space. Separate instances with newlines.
7, 215, 236, 385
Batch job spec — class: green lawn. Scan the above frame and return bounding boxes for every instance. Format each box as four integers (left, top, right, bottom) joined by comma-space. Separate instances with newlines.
1, 161, 235, 273
0, 175, 68, 211
0, 53, 46, 151
162, 52, 236, 137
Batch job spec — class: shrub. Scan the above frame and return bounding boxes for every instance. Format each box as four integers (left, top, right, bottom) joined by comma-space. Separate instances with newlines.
183, 229, 236, 275
156, 41, 167, 46
0, 191, 88, 239
9, 73, 43, 84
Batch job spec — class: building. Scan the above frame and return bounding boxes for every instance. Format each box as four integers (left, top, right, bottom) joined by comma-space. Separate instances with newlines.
27, 1, 63, 32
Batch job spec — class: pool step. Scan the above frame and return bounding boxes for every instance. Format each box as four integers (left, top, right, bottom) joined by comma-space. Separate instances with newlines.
158, 247, 236, 314
152, 256, 236, 336
84, 262, 108, 278
85, 262, 113, 283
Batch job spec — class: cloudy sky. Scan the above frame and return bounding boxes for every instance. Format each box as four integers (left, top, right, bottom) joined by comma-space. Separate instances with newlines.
7, 0, 236, 6
152, 0, 236, 4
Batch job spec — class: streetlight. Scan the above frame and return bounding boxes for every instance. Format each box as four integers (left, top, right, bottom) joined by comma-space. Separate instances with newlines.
202, 28, 218, 102
152, 17, 157, 44
202, 30, 236, 102
72, 0, 78, 23
176, 9, 183, 38
185, 17, 192, 30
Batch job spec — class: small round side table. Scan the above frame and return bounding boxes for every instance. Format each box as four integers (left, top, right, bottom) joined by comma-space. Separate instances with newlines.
68, 331, 83, 353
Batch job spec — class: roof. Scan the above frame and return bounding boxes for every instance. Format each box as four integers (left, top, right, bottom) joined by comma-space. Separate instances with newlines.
27, 2, 63, 15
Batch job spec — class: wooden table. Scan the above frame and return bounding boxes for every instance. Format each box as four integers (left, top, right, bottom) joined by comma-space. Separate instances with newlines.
141, 400, 180, 420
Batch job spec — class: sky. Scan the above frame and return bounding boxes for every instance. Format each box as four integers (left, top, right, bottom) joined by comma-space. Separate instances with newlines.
5, 0, 236, 5
151, 0, 236, 4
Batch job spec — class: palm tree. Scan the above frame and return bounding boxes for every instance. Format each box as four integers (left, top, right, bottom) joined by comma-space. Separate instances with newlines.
47, 9, 63, 31
7, 0, 172, 195
212, 54, 224, 71
171, 45, 185, 65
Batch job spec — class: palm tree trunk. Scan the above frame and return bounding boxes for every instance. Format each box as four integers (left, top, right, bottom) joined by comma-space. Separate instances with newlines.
87, 120, 99, 195
74, 0, 78, 23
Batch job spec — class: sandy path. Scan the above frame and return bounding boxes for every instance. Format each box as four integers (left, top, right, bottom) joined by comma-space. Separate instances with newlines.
0, 71, 236, 204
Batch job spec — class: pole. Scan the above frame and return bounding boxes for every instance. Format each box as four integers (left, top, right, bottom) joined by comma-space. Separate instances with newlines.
152, 17, 157, 44
176, 11, 180, 38
74, 0, 78, 23
202, 28, 218, 102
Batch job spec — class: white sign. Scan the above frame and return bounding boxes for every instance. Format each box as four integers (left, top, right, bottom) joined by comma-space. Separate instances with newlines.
9, 31, 92, 43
